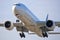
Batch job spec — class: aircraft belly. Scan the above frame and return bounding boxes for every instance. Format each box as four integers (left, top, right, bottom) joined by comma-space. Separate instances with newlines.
26, 25, 43, 37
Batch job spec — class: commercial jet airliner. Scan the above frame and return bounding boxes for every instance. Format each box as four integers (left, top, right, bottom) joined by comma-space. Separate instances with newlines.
0, 3, 60, 38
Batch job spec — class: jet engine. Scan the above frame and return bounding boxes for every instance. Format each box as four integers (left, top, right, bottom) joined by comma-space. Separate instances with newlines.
4, 21, 14, 30
46, 20, 55, 31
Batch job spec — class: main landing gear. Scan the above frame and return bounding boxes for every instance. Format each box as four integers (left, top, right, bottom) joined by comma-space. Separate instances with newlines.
16, 19, 25, 38
40, 26, 48, 37
19, 26, 25, 38
19, 32, 25, 38
42, 32, 48, 37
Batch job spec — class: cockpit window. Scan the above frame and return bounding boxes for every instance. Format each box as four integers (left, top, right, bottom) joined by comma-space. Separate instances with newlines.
16, 4, 21, 6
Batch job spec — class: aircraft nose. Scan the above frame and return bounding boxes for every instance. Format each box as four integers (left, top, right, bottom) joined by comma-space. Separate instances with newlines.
12, 5, 16, 14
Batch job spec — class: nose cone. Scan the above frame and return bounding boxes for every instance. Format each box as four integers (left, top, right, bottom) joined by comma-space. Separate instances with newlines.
12, 4, 21, 14
12, 5, 16, 14
12, 3, 26, 15
12, 4, 21, 11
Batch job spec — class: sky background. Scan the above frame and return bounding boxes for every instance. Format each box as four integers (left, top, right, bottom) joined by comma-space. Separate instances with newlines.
0, 0, 60, 40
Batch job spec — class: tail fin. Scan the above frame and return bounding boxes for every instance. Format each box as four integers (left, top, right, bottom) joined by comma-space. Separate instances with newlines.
46, 14, 48, 21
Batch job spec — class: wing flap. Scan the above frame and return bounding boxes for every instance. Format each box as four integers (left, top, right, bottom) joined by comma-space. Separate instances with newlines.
13, 23, 28, 32
16, 26, 28, 32
13, 23, 23, 27
0, 22, 23, 27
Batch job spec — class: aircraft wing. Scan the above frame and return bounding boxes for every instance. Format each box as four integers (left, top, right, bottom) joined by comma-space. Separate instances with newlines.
36, 21, 60, 27
48, 32, 60, 34
14, 23, 28, 32
0, 22, 28, 32
0, 23, 23, 27
28, 32, 60, 34
55, 22, 60, 27
13, 23, 23, 27
0, 23, 4, 26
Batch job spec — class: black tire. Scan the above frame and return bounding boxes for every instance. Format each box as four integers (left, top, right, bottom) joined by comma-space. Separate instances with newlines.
45, 32, 48, 37
20, 33, 22, 38
19, 33, 25, 38
42, 32, 48, 37
22, 33, 25, 38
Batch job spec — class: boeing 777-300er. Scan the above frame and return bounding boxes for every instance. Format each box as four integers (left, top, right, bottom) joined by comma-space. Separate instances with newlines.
0, 3, 60, 38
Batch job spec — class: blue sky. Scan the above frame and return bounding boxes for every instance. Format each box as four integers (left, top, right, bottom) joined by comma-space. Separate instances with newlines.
0, 0, 60, 40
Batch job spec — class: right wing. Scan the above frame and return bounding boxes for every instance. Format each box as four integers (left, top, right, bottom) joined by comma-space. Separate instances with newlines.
0, 22, 23, 27
0, 22, 28, 32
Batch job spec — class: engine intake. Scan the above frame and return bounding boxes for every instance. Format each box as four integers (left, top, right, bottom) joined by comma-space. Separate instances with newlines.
4, 21, 14, 30
5, 21, 11, 28
46, 20, 53, 27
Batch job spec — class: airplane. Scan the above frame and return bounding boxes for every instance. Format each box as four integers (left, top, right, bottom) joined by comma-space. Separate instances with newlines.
0, 3, 60, 38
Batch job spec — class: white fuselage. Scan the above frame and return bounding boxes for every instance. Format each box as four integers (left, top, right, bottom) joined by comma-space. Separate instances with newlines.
12, 3, 43, 37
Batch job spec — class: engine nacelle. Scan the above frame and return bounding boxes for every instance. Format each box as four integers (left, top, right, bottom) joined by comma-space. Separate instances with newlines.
46, 20, 55, 31
4, 21, 14, 30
